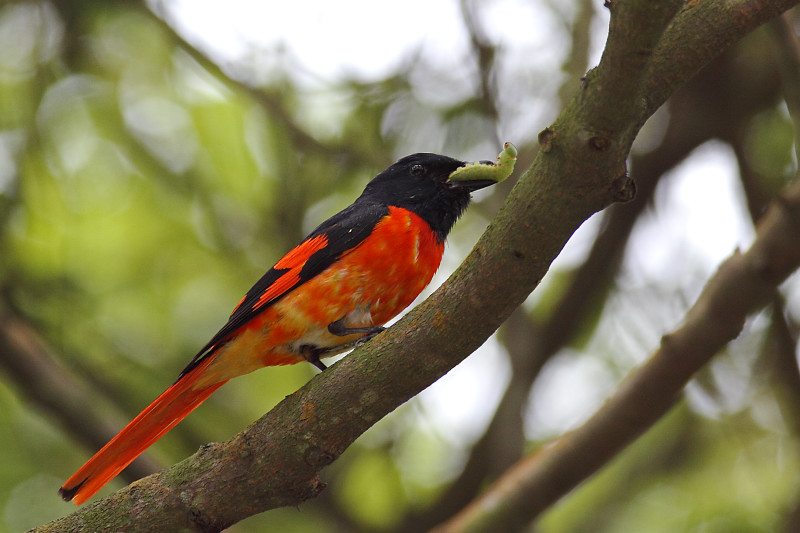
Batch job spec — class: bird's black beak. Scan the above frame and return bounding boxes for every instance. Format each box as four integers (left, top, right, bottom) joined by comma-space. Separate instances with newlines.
447, 160, 497, 191
448, 178, 498, 191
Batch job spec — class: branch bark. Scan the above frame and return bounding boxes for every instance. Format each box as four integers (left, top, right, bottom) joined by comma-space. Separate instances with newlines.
32, 0, 800, 531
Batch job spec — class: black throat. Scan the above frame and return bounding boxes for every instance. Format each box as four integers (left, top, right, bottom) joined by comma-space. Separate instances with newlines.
358, 185, 472, 243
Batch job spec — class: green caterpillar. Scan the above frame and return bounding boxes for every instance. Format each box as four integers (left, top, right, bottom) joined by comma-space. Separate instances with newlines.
449, 142, 517, 183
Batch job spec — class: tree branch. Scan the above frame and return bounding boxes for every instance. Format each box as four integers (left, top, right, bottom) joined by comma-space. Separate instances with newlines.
31, 0, 800, 531
770, 13, 800, 162
433, 176, 800, 533
641, 0, 799, 123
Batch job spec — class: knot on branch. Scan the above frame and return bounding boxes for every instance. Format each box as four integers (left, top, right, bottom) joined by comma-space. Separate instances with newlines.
538, 127, 555, 152
608, 173, 636, 204
304, 445, 336, 468
589, 135, 611, 151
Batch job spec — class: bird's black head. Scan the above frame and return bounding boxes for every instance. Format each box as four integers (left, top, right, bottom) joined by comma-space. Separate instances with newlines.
359, 153, 498, 242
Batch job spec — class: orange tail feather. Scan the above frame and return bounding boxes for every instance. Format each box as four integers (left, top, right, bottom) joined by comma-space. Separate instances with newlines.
59, 357, 227, 505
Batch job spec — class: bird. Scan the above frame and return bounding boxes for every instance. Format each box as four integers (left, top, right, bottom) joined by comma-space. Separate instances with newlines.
58, 149, 512, 505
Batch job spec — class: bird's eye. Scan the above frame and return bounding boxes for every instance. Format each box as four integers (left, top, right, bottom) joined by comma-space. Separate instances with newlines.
410, 164, 425, 176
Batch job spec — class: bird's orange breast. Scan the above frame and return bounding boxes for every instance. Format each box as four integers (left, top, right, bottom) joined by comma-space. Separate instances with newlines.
195, 206, 444, 385
273, 205, 445, 345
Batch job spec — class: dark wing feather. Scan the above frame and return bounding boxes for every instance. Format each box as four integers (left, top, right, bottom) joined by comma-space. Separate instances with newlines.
178, 201, 389, 378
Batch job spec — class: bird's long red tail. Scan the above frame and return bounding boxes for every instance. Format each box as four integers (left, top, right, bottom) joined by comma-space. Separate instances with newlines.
59, 357, 227, 505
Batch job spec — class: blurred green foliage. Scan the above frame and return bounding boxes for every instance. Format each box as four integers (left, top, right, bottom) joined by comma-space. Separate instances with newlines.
1, 1, 799, 532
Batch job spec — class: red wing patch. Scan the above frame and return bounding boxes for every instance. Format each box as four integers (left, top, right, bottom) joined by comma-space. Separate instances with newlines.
253, 234, 328, 311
